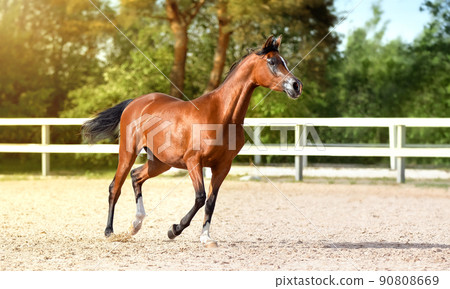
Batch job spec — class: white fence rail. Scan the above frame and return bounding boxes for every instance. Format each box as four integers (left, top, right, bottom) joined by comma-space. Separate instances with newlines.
1, 118, 449, 183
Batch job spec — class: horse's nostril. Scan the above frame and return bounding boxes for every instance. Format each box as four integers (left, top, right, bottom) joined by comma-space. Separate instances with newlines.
293, 82, 299, 92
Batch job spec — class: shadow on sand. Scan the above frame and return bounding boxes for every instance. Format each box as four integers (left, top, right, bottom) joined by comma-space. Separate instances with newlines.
324, 242, 450, 249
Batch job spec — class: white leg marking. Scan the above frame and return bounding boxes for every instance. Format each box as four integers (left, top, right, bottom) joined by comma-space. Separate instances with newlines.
200, 222, 211, 243
200, 222, 217, 246
130, 197, 146, 235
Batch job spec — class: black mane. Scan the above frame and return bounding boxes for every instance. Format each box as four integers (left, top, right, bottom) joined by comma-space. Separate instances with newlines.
224, 43, 279, 80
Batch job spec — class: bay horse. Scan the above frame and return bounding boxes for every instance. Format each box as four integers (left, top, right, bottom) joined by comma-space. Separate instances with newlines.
82, 35, 302, 247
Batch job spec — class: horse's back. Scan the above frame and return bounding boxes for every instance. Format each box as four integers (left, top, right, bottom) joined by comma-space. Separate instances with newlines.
134, 92, 184, 108
122, 92, 188, 119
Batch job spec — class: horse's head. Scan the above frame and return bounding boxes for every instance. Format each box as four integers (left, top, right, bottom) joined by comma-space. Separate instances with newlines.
251, 35, 303, 99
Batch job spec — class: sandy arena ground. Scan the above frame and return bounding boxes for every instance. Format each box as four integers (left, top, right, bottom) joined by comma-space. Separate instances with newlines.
0, 176, 448, 271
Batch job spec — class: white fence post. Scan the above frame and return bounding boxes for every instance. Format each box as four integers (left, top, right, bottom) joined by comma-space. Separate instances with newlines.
396, 125, 406, 183
302, 126, 308, 168
41, 125, 50, 176
253, 126, 262, 165
294, 125, 303, 181
389, 125, 397, 170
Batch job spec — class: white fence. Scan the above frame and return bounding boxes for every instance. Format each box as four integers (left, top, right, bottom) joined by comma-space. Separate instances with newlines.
0, 118, 449, 183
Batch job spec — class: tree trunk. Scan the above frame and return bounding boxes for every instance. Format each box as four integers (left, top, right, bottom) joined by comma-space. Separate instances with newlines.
165, 0, 205, 99
205, 0, 231, 93
168, 21, 188, 98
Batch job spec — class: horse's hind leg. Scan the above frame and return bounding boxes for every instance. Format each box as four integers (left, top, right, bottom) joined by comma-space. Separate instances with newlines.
129, 156, 170, 235
105, 150, 137, 237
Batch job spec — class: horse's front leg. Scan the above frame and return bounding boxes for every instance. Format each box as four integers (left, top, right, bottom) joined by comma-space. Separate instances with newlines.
200, 163, 231, 248
168, 161, 206, 239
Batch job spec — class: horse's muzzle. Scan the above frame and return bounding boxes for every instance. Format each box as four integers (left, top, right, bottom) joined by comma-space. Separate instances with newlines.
283, 77, 303, 99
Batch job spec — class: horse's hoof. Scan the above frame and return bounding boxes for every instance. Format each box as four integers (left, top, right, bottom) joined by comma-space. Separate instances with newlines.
129, 220, 143, 236
167, 224, 179, 240
203, 240, 218, 248
105, 227, 114, 237
128, 224, 138, 235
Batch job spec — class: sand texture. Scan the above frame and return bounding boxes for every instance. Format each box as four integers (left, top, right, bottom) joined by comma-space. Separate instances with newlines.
0, 177, 448, 270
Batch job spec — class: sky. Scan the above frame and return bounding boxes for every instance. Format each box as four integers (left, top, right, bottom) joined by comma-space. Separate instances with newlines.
334, 0, 431, 49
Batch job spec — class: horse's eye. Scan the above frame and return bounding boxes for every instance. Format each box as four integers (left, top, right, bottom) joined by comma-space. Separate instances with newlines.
267, 58, 275, 66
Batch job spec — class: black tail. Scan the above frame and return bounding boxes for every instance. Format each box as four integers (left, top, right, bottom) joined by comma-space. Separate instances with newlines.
81, 99, 133, 144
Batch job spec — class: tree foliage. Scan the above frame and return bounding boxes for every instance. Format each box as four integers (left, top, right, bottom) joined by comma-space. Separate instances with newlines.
326, 1, 449, 119
318, 1, 449, 165
0, 0, 114, 117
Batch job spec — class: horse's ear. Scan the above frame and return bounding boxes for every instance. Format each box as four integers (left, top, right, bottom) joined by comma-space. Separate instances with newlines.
262, 35, 274, 49
274, 35, 282, 49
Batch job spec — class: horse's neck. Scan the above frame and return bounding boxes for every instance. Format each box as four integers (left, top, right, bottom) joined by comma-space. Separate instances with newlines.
211, 62, 256, 124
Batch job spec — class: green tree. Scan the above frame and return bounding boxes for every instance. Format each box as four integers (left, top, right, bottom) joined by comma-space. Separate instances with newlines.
325, 4, 412, 118
0, 0, 114, 118
404, 0, 449, 117
318, 0, 449, 165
